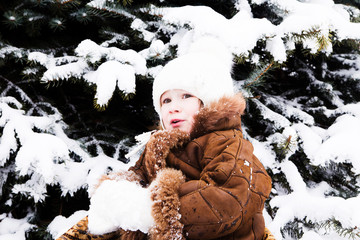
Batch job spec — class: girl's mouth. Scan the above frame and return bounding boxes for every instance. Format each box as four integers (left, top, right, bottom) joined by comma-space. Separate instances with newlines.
171, 119, 183, 127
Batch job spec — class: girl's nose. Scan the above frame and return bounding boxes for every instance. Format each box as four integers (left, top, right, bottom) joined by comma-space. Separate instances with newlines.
169, 101, 181, 113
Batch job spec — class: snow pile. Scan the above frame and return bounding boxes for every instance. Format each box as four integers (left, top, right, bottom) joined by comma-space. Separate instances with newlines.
48, 210, 88, 239
0, 214, 33, 240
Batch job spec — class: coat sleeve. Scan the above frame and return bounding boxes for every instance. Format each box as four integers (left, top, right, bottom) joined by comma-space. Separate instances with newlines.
128, 129, 190, 184
127, 148, 151, 186
177, 131, 272, 239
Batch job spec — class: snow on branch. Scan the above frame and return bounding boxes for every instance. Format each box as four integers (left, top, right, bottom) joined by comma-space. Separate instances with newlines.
87, 0, 136, 19
263, 94, 315, 126
0, 77, 132, 203
330, 53, 360, 80
22, 0, 360, 110
0, 45, 27, 59
148, 1, 360, 62
252, 98, 291, 129
294, 114, 360, 175
28, 39, 147, 108
269, 160, 360, 239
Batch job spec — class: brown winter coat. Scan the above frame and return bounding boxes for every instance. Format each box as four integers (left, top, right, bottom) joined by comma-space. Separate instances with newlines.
129, 93, 272, 240
57, 94, 272, 240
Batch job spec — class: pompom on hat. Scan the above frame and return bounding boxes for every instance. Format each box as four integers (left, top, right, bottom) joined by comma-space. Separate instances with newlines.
152, 37, 235, 117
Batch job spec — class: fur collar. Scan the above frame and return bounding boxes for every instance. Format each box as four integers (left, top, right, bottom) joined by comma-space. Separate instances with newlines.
190, 93, 246, 139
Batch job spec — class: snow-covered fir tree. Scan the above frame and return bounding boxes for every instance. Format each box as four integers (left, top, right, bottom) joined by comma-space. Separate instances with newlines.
0, 0, 360, 239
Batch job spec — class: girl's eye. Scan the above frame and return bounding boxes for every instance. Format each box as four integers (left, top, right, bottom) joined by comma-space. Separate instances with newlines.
162, 98, 171, 104
182, 93, 193, 99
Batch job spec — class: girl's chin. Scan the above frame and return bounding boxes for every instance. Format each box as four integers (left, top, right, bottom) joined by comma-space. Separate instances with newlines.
168, 125, 191, 133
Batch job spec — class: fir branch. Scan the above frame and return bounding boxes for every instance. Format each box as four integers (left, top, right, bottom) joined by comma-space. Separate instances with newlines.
290, 26, 332, 53
53, 0, 81, 10
234, 53, 250, 64
49, 17, 66, 31
244, 61, 274, 88
333, 39, 360, 51
300, 48, 319, 59
93, 91, 134, 111
99, 28, 130, 46
3, 10, 24, 29
320, 217, 360, 239
119, 0, 133, 7
316, 32, 332, 52
71, 8, 93, 24
0, 75, 42, 113
291, 26, 321, 43
87, 1, 136, 20
120, 91, 135, 101
273, 134, 297, 160
59, 0, 80, 5
22, 10, 46, 25
93, 98, 108, 112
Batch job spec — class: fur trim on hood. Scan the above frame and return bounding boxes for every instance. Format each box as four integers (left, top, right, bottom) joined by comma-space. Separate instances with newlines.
190, 93, 246, 139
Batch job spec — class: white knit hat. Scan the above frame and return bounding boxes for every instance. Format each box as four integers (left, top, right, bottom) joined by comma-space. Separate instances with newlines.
152, 38, 234, 117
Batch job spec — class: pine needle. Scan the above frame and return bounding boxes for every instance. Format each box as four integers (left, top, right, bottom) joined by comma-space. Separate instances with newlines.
320, 217, 360, 239
245, 61, 274, 88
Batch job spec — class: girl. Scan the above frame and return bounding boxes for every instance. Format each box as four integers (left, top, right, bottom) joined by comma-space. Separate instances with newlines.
57, 43, 273, 240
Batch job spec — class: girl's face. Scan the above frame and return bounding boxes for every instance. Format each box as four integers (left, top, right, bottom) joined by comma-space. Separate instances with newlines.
160, 89, 202, 133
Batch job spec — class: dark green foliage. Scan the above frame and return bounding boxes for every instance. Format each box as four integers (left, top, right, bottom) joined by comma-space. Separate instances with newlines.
251, 1, 283, 25
281, 218, 306, 239
334, 0, 360, 9
0, 0, 140, 48
241, 99, 276, 140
